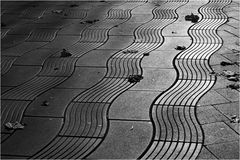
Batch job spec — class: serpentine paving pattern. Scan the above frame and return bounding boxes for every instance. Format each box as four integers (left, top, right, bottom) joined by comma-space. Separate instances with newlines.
140, 0, 231, 159
1, 0, 238, 159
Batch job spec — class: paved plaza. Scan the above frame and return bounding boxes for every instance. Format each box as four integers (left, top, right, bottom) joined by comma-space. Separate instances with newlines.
1, 0, 239, 159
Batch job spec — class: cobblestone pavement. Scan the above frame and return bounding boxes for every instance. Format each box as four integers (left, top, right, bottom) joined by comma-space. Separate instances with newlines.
1, 0, 239, 159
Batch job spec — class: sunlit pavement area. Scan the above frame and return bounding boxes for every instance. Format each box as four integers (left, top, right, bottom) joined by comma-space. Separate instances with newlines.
1, 0, 239, 159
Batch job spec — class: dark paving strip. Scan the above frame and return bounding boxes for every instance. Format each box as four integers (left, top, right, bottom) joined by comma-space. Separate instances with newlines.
109, 119, 151, 122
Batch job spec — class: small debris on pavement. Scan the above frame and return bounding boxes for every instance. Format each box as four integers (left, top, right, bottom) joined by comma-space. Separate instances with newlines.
222, 70, 237, 77
220, 61, 235, 66
81, 19, 99, 24
130, 126, 134, 130
100, 0, 105, 2
5, 121, 25, 130
175, 46, 186, 50
232, 49, 240, 53
143, 52, 150, 56
54, 67, 59, 70
41, 100, 49, 106
230, 115, 240, 123
128, 75, 143, 83
185, 13, 199, 23
227, 83, 240, 89
70, 4, 78, 7
227, 76, 239, 82
60, 49, 72, 57
123, 49, 138, 54
52, 10, 63, 14
172, 31, 176, 34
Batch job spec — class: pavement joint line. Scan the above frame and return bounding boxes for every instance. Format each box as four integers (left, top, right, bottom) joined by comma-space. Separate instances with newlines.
109, 118, 151, 122
152, 140, 203, 144
1, 154, 30, 158
154, 104, 198, 108
204, 139, 240, 146
58, 135, 103, 139
225, 23, 238, 29
75, 66, 106, 68
178, 79, 214, 81
224, 29, 239, 37
1, 99, 32, 102
223, 121, 240, 135
24, 115, 64, 119
71, 101, 111, 105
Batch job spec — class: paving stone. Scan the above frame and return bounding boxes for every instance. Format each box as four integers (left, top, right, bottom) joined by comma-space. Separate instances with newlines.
142, 50, 178, 68
130, 68, 176, 91
162, 22, 192, 37
198, 90, 230, 106
225, 120, 240, 134
202, 122, 239, 145
1, 66, 41, 86
196, 146, 217, 159
42, 35, 79, 49
88, 121, 152, 159
215, 88, 239, 102
221, 53, 239, 63
25, 88, 85, 117
109, 90, 159, 120
131, 3, 156, 14
213, 102, 239, 119
1, 117, 63, 156
1, 42, 47, 56
14, 48, 58, 66
76, 49, 117, 67
1, 35, 29, 50
109, 22, 143, 36
99, 35, 133, 50
156, 36, 191, 51
58, 23, 89, 35
57, 67, 106, 89
127, 14, 153, 23
206, 141, 239, 159
196, 105, 228, 124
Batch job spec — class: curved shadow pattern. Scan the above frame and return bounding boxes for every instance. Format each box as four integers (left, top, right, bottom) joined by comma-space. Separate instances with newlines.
139, 0, 231, 159
30, 0, 188, 159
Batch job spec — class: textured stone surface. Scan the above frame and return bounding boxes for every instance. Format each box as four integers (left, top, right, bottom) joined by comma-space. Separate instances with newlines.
88, 121, 152, 159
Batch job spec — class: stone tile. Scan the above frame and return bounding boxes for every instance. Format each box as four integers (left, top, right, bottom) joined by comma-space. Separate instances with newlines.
88, 121, 152, 159
196, 105, 228, 124
215, 88, 239, 102
156, 36, 191, 51
1, 42, 47, 56
127, 14, 153, 23
212, 64, 239, 75
109, 22, 142, 36
1, 66, 41, 86
58, 23, 89, 35
202, 122, 239, 145
162, 22, 192, 37
109, 90, 159, 120
198, 90, 230, 106
142, 50, 178, 68
1, 35, 29, 50
99, 35, 133, 50
1, 117, 63, 156
42, 35, 79, 49
207, 141, 239, 159
222, 53, 239, 63
214, 102, 239, 119
131, 3, 156, 15
130, 68, 176, 91
14, 48, 59, 66
76, 49, 117, 67
196, 146, 217, 159
25, 88, 85, 117
57, 67, 106, 89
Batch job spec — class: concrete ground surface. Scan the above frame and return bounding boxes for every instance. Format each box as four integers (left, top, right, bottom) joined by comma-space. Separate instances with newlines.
1, 0, 239, 159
